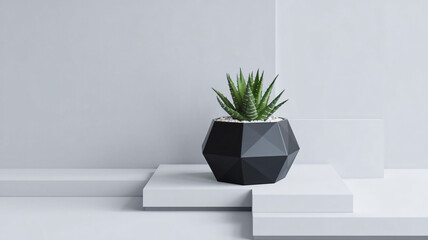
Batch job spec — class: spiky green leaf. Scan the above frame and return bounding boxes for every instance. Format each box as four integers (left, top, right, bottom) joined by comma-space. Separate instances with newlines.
237, 69, 246, 99
247, 73, 254, 92
242, 83, 258, 120
267, 99, 288, 118
258, 74, 278, 111
253, 70, 260, 92
212, 88, 235, 110
253, 71, 264, 106
217, 70, 286, 121
226, 74, 242, 110
257, 90, 284, 120
217, 97, 246, 121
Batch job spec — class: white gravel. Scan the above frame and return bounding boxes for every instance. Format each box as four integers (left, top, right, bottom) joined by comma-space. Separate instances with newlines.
215, 116, 284, 123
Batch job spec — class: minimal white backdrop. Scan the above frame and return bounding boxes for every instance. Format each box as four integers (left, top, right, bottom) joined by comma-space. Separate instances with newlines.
382, 0, 428, 168
276, 0, 428, 170
1, 0, 427, 171
0, 0, 275, 168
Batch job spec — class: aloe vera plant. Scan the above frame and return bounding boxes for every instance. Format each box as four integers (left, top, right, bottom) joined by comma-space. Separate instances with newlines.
213, 69, 288, 121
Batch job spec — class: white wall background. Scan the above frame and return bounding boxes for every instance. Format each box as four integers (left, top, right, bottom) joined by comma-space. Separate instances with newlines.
1, 0, 427, 170
276, 0, 428, 170
276, 0, 385, 119
383, 0, 428, 168
0, 0, 275, 168
275, 0, 385, 177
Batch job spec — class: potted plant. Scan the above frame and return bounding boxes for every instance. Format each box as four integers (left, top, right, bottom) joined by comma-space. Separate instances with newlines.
202, 69, 299, 185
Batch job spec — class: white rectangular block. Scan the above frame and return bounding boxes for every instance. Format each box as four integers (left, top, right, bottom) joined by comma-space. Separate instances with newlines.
143, 164, 352, 213
143, 165, 252, 208
0, 169, 153, 197
289, 119, 384, 178
252, 164, 352, 213
253, 213, 428, 239
253, 169, 428, 238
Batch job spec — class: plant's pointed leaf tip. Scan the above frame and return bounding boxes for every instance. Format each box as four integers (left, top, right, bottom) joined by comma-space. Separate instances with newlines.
274, 74, 279, 81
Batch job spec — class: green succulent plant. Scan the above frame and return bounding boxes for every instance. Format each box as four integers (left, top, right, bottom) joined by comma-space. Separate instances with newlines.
213, 69, 288, 121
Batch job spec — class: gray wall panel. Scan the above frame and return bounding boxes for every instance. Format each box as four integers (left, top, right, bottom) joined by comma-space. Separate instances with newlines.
0, 0, 276, 168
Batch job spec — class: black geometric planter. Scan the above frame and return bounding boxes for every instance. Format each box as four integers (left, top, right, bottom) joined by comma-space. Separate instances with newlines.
202, 118, 299, 185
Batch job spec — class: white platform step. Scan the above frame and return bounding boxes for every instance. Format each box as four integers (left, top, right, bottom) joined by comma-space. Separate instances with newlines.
253, 169, 428, 239
0, 197, 252, 240
143, 164, 252, 208
253, 212, 428, 239
289, 119, 384, 178
143, 164, 353, 213
0, 169, 154, 196
252, 164, 352, 213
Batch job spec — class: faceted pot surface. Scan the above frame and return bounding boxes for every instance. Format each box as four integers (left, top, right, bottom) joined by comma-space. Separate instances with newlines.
202, 118, 300, 185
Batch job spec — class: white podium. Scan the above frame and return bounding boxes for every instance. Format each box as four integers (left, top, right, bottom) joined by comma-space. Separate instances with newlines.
143, 164, 428, 239
143, 164, 353, 213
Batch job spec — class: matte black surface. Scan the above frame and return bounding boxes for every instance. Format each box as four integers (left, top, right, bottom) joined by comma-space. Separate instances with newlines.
202, 119, 299, 185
